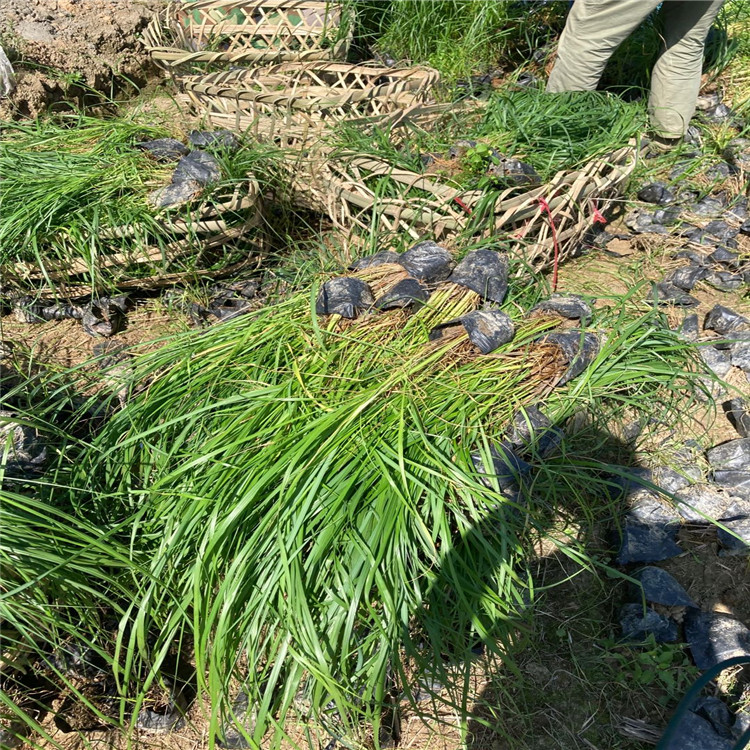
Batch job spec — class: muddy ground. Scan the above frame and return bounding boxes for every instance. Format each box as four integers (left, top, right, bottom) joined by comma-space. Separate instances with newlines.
0, 0, 164, 118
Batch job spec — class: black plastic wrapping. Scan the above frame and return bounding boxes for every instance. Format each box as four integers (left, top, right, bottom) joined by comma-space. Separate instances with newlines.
448, 248, 508, 303
315, 278, 375, 318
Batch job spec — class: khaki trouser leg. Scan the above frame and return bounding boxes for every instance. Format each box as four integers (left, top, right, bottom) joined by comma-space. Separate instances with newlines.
649, 0, 727, 138
546, 0, 661, 93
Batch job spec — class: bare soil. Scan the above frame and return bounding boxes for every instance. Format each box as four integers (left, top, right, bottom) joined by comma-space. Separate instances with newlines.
0, 0, 165, 118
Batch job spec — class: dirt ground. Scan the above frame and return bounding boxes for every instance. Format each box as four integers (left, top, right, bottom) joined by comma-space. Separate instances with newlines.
0, 0, 165, 118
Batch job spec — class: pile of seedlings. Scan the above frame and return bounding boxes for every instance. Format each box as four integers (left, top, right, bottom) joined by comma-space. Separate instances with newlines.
1, 227, 711, 747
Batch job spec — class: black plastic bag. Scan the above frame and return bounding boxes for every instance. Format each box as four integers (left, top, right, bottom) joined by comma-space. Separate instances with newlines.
398, 241, 454, 284
531, 294, 592, 322
315, 278, 375, 318
135, 138, 189, 162
430, 310, 515, 354
348, 251, 401, 271
542, 330, 599, 384
448, 248, 508, 303
375, 278, 430, 310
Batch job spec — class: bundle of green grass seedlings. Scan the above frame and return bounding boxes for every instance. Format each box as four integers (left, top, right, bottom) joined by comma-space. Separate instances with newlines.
331, 88, 646, 191
0, 113, 277, 291
1, 229, 708, 748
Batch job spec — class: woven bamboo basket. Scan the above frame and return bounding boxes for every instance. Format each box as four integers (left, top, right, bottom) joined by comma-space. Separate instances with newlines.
6, 177, 263, 292
143, 0, 353, 75
285, 146, 638, 271
179, 62, 440, 147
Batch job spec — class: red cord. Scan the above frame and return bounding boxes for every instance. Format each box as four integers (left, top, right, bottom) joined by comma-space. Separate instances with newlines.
591, 198, 607, 225
538, 196, 559, 292
453, 196, 472, 215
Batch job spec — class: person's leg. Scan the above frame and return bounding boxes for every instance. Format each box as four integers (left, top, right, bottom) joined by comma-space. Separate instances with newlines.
649, 0, 727, 137
547, 0, 661, 92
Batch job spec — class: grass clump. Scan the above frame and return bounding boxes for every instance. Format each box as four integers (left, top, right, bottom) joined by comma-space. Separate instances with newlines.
475, 89, 647, 178
351, 0, 565, 82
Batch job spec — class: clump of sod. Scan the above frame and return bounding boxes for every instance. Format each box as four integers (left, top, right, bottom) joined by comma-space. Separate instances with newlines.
7, 265, 703, 747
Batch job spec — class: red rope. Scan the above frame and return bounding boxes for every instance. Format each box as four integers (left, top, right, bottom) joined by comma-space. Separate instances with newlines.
538, 196, 559, 292
591, 198, 607, 225
453, 196, 472, 215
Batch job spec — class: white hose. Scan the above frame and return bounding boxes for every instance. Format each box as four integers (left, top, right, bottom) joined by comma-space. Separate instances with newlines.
0, 44, 16, 98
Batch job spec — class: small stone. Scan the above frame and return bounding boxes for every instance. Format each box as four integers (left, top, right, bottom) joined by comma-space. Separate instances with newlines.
704, 305, 749, 335
707, 439, 750, 471
315, 278, 374, 319
699, 345, 731, 377
638, 181, 675, 205
674, 484, 734, 523
619, 603, 679, 643
349, 251, 401, 270
741, 219, 750, 236
633, 566, 695, 607
660, 711, 734, 750
685, 609, 750, 670
616, 517, 682, 565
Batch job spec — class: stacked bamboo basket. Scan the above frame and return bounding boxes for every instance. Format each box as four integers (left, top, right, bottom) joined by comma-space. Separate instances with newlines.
145, 0, 638, 271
